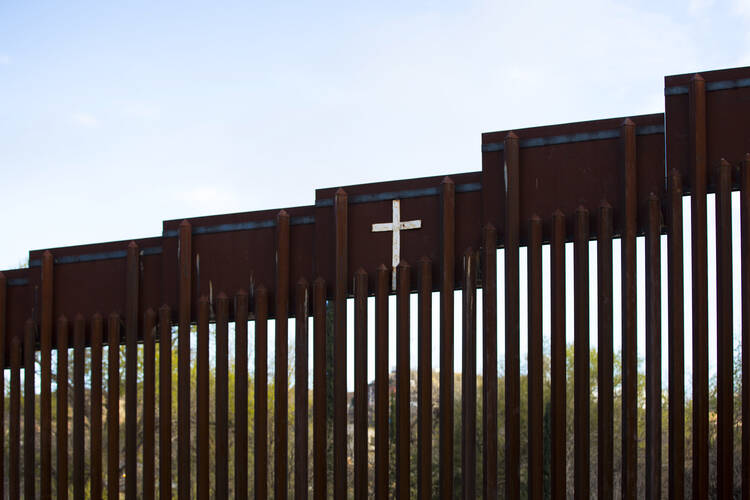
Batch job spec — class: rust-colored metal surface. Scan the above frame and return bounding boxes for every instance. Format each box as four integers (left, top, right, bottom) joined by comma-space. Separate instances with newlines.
481, 225, 498, 500
56, 316, 69, 500
196, 296, 209, 500
233, 292, 248, 500
573, 207, 590, 500
353, 269, 367, 500
40, 252, 52, 499
90, 314, 103, 500
645, 195, 662, 500
312, 277, 327, 500
461, 250, 477, 500
742, 155, 750, 500
9, 337, 19, 500
689, 75, 710, 499
125, 242, 139, 500
666, 67, 750, 193
177, 221, 191, 500
23, 318, 34, 500
107, 313, 120, 500
158, 305, 172, 500
550, 211, 566, 499
215, 295, 229, 499
396, 261, 411, 500
621, 118, 638, 500
254, 285, 269, 499
275, 211, 290, 500
716, 159, 734, 497
597, 204, 614, 500
0, 64, 748, 498
417, 257, 432, 500
333, 188, 348, 499
504, 133, 521, 500
439, 178, 455, 500
483, 114, 664, 241
294, 279, 309, 500
667, 170, 684, 500
373, 265, 389, 500
527, 217, 543, 500
73, 315, 85, 499
0, 274, 4, 500
142, 308, 156, 500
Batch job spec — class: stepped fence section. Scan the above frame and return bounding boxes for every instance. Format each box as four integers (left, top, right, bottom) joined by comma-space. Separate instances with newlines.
1, 65, 750, 499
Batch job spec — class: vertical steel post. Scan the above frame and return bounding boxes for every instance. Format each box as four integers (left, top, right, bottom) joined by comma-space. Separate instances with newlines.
439, 178, 455, 500
333, 189, 349, 499
667, 170, 684, 500
353, 270, 367, 500
574, 206, 590, 499
598, 203, 614, 500
40, 251, 53, 499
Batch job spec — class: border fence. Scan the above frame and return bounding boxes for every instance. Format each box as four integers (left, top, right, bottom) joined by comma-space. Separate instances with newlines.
1, 65, 750, 499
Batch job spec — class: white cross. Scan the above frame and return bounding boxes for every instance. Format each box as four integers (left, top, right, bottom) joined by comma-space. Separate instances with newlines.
371, 199, 422, 290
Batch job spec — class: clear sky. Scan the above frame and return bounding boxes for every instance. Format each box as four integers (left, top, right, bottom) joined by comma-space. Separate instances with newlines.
1, 0, 749, 269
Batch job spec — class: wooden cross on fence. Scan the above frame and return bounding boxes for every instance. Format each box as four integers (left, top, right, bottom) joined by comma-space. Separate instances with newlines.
371, 199, 422, 290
